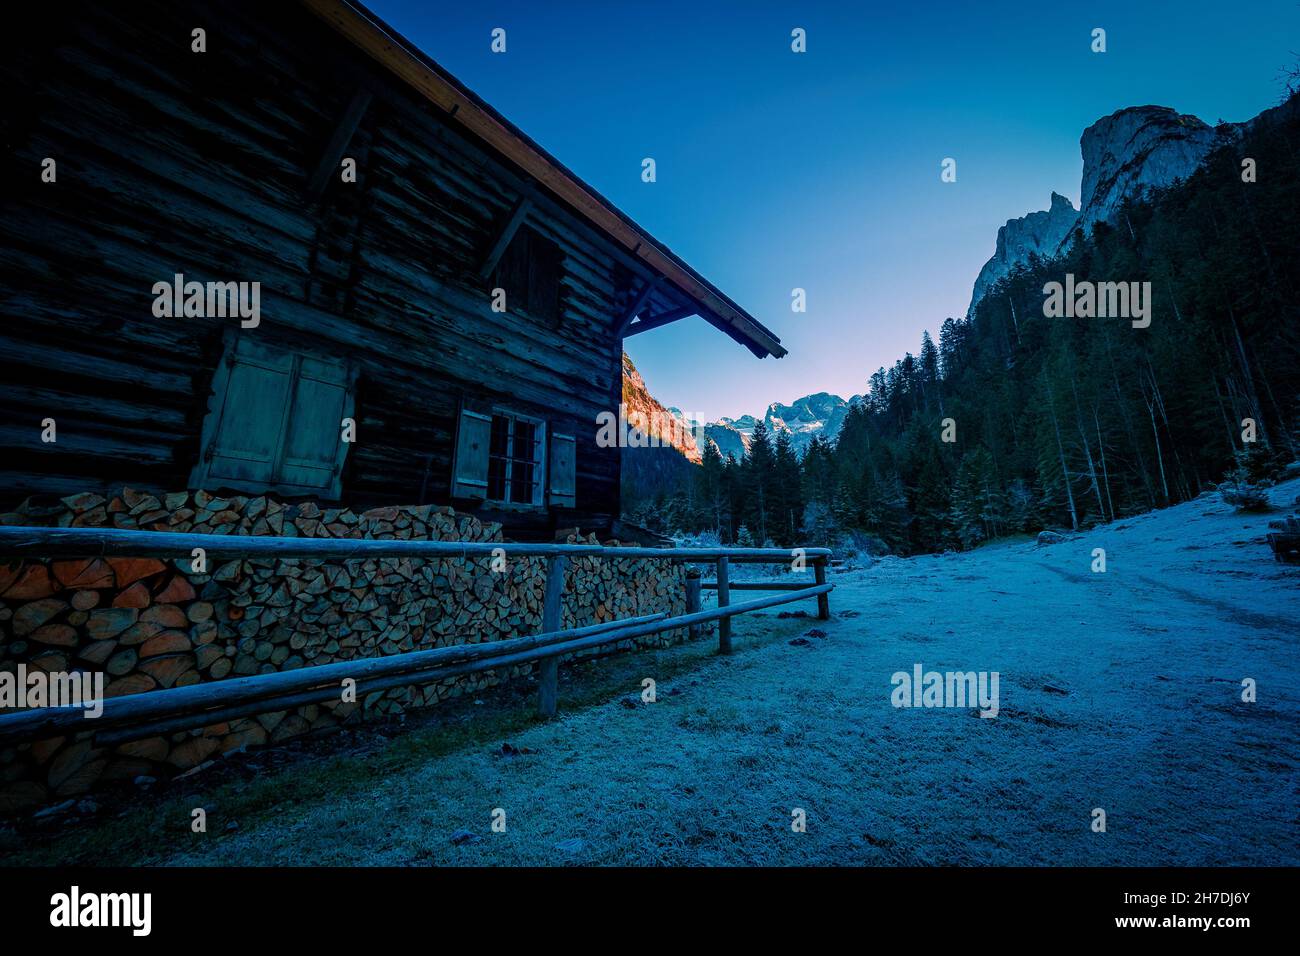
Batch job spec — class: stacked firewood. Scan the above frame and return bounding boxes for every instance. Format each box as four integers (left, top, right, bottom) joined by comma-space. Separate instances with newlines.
0, 488, 686, 810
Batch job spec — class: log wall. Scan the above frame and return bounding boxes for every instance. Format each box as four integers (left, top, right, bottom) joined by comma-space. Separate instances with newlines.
0, 1, 654, 539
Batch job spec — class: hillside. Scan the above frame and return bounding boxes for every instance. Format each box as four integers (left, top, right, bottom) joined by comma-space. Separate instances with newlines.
970, 98, 1300, 316
684, 92, 1300, 553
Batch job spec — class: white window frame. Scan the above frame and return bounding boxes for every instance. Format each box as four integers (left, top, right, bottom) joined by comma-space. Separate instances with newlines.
486, 408, 547, 509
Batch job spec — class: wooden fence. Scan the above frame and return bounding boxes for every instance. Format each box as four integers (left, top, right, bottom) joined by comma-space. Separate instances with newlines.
0, 526, 831, 747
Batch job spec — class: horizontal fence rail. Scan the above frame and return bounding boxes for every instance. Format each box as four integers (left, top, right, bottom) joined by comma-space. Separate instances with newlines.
701, 580, 819, 591
0, 525, 833, 744
0, 526, 830, 563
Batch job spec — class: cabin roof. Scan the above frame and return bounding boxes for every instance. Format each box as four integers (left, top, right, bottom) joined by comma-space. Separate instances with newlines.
303, 0, 787, 359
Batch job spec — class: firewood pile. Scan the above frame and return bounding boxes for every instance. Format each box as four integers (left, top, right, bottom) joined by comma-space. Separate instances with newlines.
0, 488, 687, 810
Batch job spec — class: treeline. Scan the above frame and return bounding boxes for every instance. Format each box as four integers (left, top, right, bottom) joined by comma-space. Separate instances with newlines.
628, 93, 1300, 553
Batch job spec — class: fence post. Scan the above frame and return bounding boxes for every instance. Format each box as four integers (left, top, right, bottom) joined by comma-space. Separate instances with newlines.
536, 555, 568, 717
716, 555, 731, 654
685, 567, 702, 640
814, 556, 830, 620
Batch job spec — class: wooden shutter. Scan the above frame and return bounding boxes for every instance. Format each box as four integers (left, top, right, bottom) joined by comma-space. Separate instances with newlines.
193, 334, 354, 498
202, 340, 294, 488
528, 232, 564, 324
548, 432, 576, 508
277, 354, 353, 496
452, 406, 492, 500
493, 229, 530, 313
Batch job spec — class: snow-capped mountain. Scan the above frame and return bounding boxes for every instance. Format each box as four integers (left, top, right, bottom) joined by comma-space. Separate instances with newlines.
621, 355, 859, 463
702, 393, 860, 459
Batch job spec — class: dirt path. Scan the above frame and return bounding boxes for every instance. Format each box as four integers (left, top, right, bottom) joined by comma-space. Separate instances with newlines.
6, 483, 1298, 866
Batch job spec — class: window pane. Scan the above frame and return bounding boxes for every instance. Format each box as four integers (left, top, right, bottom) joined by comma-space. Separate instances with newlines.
510, 459, 534, 504
487, 414, 510, 501
489, 416, 510, 457
514, 420, 535, 452
484, 412, 542, 506
487, 457, 507, 501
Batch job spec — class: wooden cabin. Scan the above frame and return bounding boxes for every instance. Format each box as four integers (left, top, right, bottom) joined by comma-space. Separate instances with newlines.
0, 0, 784, 541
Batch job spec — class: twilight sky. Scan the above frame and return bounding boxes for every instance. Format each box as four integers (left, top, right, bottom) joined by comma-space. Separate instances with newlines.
369, 0, 1299, 421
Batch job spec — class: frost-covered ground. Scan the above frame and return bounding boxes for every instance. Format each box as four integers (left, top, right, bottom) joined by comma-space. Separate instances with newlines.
6, 480, 1298, 866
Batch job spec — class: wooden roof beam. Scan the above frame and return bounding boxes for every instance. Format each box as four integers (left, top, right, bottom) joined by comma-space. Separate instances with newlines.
623, 307, 695, 338
478, 189, 534, 279
615, 277, 663, 336
305, 87, 373, 200
301, 0, 787, 360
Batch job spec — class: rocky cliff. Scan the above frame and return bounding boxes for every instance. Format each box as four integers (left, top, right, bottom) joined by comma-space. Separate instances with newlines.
621, 355, 859, 464
968, 191, 1079, 316
968, 104, 1233, 315
1074, 105, 1221, 234
620, 352, 702, 464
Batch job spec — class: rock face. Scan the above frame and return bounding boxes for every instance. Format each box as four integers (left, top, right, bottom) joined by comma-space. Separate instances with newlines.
704, 416, 756, 460
1074, 105, 1220, 235
622, 353, 858, 462
968, 192, 1079, 317
764, 393, 858, 454
621, 352, 701, 463
968, 104, 1230, 316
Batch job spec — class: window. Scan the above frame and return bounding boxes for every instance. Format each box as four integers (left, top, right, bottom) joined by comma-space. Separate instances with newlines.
487, 412, 544, 506
492, 225, 565, 324
190, 332, 355, 498
451, 404, 574, 510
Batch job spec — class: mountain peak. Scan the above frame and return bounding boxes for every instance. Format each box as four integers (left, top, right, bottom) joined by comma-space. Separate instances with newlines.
968, 103, 1232, 316
706, 392, 858, 459
1074, 104, 1219, 234
968, 192, 1078, 315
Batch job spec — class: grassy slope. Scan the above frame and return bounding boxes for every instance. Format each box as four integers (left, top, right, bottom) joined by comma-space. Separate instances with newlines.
3, 481, 1298, 866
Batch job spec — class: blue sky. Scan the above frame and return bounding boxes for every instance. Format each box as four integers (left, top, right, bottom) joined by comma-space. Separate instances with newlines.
369, 0, 1300, 421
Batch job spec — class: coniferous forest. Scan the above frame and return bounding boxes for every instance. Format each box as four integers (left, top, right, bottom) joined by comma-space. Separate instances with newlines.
628, 94, 1300, 554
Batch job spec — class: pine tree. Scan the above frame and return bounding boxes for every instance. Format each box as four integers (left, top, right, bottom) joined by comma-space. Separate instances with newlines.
719, 452, 742, 543
695, 438, 726, 534
743, 421, 776, 544
772, 429, 804, 546
911, 445, 953, 550
951, 447, 1001, 546
870, 470, 911, 548
919, 330, 942, 414
801, 434, 837, 510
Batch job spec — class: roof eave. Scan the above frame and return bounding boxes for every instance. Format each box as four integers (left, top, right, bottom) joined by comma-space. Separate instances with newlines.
301, 0, 786, 360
